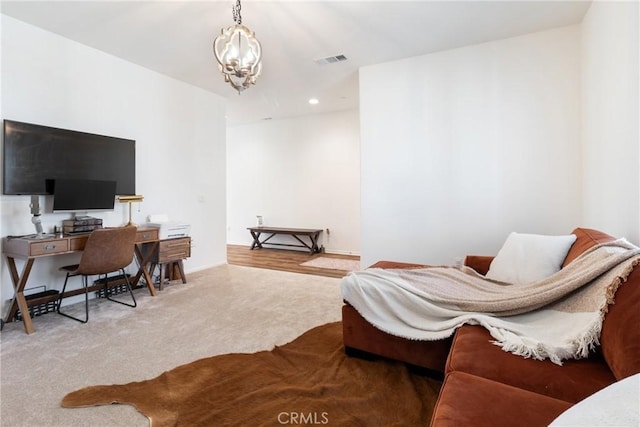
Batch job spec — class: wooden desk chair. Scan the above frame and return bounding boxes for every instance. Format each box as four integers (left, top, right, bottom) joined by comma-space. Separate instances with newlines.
57, 226, 138, 323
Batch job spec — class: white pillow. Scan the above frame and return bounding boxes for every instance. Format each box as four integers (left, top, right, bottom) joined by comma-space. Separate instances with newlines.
485, 232, 577, 285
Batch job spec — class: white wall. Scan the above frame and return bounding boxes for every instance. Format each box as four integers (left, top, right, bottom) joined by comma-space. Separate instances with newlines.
0, 16, 227, 310
359, 26, 583, 267
581, 1, 639, 244
227, 110, 360, 255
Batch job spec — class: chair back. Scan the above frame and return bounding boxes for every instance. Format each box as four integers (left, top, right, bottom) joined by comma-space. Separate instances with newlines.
76, 226, 137, 275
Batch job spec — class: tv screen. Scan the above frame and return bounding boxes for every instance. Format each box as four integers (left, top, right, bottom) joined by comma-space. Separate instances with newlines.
52, 179, 117, 212
2, 120, 135, 195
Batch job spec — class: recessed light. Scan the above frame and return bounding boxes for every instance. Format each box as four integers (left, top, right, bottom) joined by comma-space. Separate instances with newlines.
308, 98, 319, 105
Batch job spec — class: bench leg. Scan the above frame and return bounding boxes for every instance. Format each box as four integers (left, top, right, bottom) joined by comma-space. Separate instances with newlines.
291, 234, 314, 254
249, 231, 262, 249
310, 232, 321, 253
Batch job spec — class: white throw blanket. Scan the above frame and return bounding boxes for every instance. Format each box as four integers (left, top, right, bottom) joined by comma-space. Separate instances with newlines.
341, 239, 640, 365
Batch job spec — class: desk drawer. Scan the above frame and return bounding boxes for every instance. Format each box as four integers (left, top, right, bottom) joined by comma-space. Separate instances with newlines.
137, 228, 159, 243
30, 240, 69, 256
158, 238, 191, 262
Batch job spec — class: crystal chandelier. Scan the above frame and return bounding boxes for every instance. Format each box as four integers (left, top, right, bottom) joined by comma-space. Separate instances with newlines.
213, 0, 263, 94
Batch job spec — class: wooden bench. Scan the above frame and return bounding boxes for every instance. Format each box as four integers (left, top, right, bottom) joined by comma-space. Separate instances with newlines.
247, 227, 323, 254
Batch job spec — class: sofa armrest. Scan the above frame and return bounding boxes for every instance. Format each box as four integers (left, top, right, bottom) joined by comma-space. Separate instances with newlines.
464, 255, 494, 276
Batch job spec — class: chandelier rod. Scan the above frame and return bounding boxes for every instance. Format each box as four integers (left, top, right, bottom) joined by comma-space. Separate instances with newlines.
232, 0, 242, 25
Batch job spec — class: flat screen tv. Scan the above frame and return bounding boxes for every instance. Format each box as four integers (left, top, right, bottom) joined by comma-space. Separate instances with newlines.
52, 179, 117, 212
2, 120, 135, 196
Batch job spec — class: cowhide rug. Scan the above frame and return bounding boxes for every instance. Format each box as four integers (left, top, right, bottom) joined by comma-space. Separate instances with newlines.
62, 322, 441, 426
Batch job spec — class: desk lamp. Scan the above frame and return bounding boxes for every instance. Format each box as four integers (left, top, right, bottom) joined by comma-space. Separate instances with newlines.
29, 195, 46, 238
117, 195, 144, 226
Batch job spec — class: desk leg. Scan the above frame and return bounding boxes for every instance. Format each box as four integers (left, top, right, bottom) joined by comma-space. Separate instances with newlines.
164, 261, 187, 284
4, 257, 36, 334
133, 244, 157, 297
176, 260, 187, 284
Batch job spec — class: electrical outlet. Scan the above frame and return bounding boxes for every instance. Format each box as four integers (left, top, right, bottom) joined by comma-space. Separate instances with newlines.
454, 258, 463, 269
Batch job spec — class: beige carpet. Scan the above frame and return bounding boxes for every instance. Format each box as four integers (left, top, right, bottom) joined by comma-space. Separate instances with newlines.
0, 264, 343, 427
300, 257, 361, 271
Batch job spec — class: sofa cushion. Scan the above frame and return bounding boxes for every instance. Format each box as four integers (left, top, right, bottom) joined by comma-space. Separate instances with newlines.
486, 232, 577, 285
342, 304, 452, 373
463, 255, 494, 275
600, 266, 640, 380
562, 228, 616, 267
430, 371, 572, 427
445, 325, 616, 403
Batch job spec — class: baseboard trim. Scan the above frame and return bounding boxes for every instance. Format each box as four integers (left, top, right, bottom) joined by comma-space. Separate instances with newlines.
323, 249, 360, 257
185, 261, 227, 275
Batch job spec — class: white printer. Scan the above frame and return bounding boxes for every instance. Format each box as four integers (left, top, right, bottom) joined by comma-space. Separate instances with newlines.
147, 214, 191, 240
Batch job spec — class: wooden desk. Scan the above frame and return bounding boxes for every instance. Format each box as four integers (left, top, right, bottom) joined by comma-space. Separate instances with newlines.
2, 227, 161, 334
247, 226, 322, 254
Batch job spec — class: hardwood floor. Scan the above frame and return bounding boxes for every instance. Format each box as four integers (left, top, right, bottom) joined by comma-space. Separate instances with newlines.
227, 245, 360, 278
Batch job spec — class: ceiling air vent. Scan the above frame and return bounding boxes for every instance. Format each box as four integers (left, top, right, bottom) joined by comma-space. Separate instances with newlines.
314, 54, 348, 66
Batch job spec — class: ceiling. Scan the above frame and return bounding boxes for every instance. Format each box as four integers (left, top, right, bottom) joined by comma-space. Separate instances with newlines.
1, 1, 591, 126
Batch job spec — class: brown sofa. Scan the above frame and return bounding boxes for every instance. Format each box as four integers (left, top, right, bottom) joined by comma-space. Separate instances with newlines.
342, 228, 640, 426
